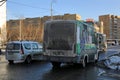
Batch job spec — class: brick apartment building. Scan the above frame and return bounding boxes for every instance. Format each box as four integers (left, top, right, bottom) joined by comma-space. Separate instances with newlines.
99, 14, 120, 39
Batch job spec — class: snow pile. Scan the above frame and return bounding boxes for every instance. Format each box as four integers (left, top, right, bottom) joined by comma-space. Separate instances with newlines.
104, 55, 120, 70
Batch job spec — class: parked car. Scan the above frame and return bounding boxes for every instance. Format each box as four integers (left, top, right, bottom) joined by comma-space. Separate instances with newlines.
5, 41, 43, 64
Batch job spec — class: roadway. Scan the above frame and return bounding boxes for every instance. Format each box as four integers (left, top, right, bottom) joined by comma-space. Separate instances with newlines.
0, 45, 120, 80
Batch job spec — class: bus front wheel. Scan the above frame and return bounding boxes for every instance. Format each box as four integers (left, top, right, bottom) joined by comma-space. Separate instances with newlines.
51, 62, 61, 68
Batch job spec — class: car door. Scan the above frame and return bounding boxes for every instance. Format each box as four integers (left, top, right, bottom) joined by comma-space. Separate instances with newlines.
23, 43, 32, 55
32, 43, 40, 55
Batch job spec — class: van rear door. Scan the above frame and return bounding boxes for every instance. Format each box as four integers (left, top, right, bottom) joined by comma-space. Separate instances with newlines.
6, 43, 21, 54
6, 43, 21, 60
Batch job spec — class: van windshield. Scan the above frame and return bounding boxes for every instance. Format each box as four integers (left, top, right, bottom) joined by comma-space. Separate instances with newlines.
6, 43, 20, 50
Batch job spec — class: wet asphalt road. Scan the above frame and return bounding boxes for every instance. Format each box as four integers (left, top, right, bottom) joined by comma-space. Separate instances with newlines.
0, 46, 120, 80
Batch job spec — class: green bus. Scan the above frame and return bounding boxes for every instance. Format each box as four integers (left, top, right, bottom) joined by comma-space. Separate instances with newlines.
43, 20, 99, 68
96, 32, 107, 52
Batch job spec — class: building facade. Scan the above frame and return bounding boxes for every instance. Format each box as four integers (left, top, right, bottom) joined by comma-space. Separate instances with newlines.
7, 18, 43, 42
85, 18, 103, 33
7, 14, 81, 42
99, 14, 120, 39
0, 0, 6, 46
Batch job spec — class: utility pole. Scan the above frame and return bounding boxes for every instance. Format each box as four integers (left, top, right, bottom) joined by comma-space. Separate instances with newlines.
19, 16, 24, 41
19, 19, 22, 41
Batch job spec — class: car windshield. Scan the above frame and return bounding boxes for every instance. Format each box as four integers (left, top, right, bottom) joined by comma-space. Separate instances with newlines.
6, 43, 20, 50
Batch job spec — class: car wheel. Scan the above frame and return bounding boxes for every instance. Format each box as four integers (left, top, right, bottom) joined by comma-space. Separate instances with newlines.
8, 60, 14, 64
25, 56, 32, 64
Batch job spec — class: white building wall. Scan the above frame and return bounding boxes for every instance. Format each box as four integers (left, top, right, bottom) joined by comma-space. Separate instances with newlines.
0, 1, 6, 45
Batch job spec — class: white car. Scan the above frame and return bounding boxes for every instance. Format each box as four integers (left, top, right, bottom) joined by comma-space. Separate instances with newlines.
5, 41, 43, 64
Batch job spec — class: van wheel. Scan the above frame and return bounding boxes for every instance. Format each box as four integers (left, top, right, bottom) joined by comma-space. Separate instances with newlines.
51, 62, 61, 69
82, 57, 87, 68
25, 56, 32, 64
8, 60, 14, 64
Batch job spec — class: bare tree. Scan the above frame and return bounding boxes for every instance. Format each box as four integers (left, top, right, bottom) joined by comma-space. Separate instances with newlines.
21, 21, 43, 42
7, 19, 43, 43
7, 29, 19, 41
0, 24, 7, 46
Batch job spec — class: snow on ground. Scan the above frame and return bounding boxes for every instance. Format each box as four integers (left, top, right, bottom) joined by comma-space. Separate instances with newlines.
104, 54, 120, 70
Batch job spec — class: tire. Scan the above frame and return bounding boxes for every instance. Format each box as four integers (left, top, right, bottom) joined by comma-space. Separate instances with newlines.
25, 56, 32, 64
8, 60, 14, 64
82, 57, 87, 68
51, 62, 61, 69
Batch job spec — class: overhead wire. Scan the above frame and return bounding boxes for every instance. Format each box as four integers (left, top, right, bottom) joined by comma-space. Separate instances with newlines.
7, 0, 61, 19
7, 0, 50, 11
7, 0, 51, 14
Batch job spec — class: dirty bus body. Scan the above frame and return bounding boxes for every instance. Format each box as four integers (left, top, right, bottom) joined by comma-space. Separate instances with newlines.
43, 20, 98, 67
96, 32, 107, 52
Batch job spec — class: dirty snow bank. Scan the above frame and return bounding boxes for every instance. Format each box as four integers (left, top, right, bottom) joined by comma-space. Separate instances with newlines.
104, 54, 120, 70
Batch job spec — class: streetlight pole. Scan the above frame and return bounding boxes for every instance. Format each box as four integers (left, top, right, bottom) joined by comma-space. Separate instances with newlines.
51, 1, 53, 20
50, 0, 56, 20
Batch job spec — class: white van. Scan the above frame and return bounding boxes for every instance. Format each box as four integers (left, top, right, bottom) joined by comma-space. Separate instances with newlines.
5, 41, 43, 64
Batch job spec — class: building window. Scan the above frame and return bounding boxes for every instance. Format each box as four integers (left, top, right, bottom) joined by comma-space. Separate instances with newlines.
11, 22, 18, 27
114, 26, 117, 28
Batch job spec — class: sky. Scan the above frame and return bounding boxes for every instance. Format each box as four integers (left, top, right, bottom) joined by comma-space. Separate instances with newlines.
7, 0, 120, 21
